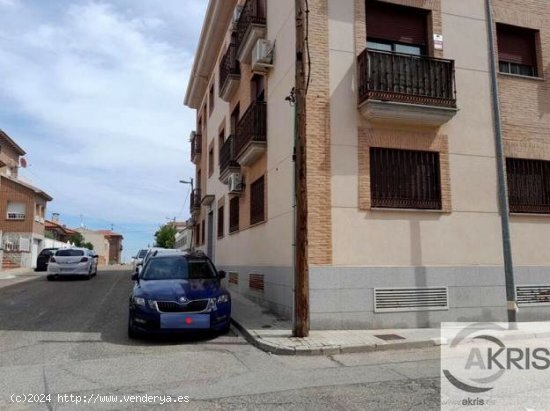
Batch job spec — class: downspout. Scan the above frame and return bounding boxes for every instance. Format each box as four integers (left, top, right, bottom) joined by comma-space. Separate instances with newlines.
485, 0, 517, 324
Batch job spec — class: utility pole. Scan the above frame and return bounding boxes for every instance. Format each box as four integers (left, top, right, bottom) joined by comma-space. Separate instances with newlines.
294, 0, 309, 337
485, 0, 517, 324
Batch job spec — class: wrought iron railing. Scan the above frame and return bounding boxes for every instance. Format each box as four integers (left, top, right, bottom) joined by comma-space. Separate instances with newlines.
234, 101, 267, 159
219, 135, 239, 175
235, 0, 266, 51
190, 133, 202, 162
358, 49, 456, 108
190, 188, 202, 213
219, 43, 240, 94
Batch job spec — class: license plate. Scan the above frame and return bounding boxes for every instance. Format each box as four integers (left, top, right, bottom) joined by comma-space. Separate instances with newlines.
160, 313, 210, 329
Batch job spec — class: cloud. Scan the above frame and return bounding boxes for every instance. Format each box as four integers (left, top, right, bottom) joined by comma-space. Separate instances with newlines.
0, 0, 207, 255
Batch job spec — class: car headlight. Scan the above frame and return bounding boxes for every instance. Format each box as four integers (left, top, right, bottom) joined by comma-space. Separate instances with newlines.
133, 297, 146, 306
217, 294, 230, 304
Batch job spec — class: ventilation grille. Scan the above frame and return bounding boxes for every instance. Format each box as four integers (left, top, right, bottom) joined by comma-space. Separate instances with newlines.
249, 274, 264, 293
228, 272, 239, 285
374, 287, 449, 313
517, 285, 550, 307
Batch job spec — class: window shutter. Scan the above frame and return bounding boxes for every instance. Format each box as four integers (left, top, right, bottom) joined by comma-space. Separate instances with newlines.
7, 202, 25, 214
497, 24, 537, 66
366, 1, 428, 46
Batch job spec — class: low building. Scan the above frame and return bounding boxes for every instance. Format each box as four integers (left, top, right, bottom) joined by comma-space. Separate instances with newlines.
175, 221, 194, 252
76, 228, 123, 265
45, 215, 78, 243
0, 129, 52, 269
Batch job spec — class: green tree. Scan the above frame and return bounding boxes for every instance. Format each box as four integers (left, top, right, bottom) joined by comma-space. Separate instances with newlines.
83, 242, 94, 250
154, 224, 177, 248
68, 232, 86, 247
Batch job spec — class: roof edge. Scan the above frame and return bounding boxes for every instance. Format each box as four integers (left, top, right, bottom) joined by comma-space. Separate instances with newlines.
0, 129, 27, 156
184, 0, 237, 109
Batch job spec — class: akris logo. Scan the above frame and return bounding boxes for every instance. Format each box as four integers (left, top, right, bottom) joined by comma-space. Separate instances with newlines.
443, 323, 550, 393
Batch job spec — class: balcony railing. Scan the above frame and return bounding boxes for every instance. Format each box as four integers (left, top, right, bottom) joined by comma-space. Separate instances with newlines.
235, 0, 266, 59
219, 135, 240, 176
190, 188, 201, 213
234, 101, 267, 163
358, 49, 456, 108
190, 132, 202, 163
219, 43, 240, 100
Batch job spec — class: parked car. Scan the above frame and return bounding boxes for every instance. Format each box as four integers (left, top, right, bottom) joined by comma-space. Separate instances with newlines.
132, 248, 148, 272
128, 251, 230, 338
35, 248, 59, 272
47, 248, 99, 280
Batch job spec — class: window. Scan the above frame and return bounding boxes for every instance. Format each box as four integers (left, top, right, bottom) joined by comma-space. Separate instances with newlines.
251, 74, 265, 102
195, 224, 200, 246
209, 83, 215, 115
201, 220, 205, 245
507, 158, 550, 214
6, 202, 25, 220
218, 205, 224, 238
230, 104, 240, 134
370, 147, 442, 210
497, 24, 538, 77
208, 147, 214, 177
218, 129, 225, 158
250, 176, 266, 225
366, 1, 428, 55
229, 196, 240, 233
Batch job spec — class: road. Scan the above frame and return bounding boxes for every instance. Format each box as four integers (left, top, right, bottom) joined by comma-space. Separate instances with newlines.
0, 270, 440, 410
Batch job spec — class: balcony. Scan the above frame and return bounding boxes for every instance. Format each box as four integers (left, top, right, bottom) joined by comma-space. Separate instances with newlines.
235, 0, 266, 63
357, 49, 458, 127
235, 101, 267, 167
190, 188, 201, 214
190, 132, 202, 164
219, 43, 241, 102
219, 135, 240, 184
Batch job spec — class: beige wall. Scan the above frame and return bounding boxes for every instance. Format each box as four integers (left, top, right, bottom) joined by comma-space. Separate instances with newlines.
327, 0, 507, 267
76, 229, 109, 265
194, 0, 295, 268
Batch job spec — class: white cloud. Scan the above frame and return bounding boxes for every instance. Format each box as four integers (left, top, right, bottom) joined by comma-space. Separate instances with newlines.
0, 1, 207, 228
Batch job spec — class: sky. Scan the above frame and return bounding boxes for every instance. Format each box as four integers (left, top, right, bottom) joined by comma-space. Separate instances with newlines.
0, 0, 208, 260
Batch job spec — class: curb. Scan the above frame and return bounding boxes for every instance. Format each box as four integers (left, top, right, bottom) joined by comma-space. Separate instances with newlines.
231, 318, 439, 356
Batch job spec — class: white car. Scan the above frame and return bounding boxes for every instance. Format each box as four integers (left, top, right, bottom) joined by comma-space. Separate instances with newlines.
132, 248, 148, 271
47, 248, 98, 280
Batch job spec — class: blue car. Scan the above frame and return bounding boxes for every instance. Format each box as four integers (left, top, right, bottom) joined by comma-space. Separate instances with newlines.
128, 251, 231, 338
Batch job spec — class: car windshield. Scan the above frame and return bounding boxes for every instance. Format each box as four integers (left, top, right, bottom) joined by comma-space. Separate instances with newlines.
56, 249, 85, 257
141, 257, 218, 281
138, 249, 147, 258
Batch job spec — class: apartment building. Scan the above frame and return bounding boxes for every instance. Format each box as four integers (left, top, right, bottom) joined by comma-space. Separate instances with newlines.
0, 129, 52, 269
184, 0, 550, 329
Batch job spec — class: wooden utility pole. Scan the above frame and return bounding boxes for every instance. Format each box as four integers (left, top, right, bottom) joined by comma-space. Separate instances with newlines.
294, 0, 309, 337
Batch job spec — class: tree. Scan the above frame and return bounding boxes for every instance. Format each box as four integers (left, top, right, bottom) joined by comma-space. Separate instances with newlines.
68, 233, 94, 250
83, 242, 94, 250
154, 224, 177, 249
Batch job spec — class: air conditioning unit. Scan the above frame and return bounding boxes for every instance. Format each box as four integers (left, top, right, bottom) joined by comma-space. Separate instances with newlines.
232, 5, 243, 29
189, 130, 196, 142
251, 39, 274, 73
228, 173, 243, 194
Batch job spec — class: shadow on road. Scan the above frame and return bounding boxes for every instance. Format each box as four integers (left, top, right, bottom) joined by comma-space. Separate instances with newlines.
0, 271, 239, 347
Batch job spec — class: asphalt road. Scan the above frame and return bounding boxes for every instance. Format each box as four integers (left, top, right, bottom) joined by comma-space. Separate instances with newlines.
0, 270, 441, 410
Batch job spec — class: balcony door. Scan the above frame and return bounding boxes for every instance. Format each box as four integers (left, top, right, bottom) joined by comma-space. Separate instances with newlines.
207, 210, 214, 259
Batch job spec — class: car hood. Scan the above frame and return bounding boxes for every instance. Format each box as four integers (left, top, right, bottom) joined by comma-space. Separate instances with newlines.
136, 279, 222, 300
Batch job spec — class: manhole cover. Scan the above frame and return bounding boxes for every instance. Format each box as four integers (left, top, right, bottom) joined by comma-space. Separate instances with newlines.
375, 334, 405, 341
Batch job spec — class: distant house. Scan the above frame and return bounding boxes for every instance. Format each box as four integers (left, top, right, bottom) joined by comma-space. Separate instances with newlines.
175, 220, 193, 252
45, 215, 78, 243
76, 228, 123, 265
0, 129, 52, 269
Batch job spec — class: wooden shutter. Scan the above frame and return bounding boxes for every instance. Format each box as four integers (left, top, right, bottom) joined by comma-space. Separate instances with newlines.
497, 24, 537, 66
366, 1, 428, 46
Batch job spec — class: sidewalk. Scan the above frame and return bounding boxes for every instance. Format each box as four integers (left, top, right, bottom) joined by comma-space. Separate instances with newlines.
230, 292, 444, 355
0, 267, 42, 288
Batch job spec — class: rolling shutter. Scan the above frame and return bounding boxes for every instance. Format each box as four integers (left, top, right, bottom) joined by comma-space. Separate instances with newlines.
366, 1, 428, 46
497, 24, 537, 66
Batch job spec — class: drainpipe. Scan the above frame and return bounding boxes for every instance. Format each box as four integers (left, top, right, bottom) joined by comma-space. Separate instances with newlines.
485, 0, 517, 324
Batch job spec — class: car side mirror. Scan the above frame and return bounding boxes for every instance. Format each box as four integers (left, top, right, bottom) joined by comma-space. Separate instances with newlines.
218, 270, 226, 279
131, 272, 139, 281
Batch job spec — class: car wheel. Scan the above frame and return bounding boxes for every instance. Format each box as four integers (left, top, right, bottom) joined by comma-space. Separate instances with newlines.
46, 275, 54, 281
128, 317, 140, 340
